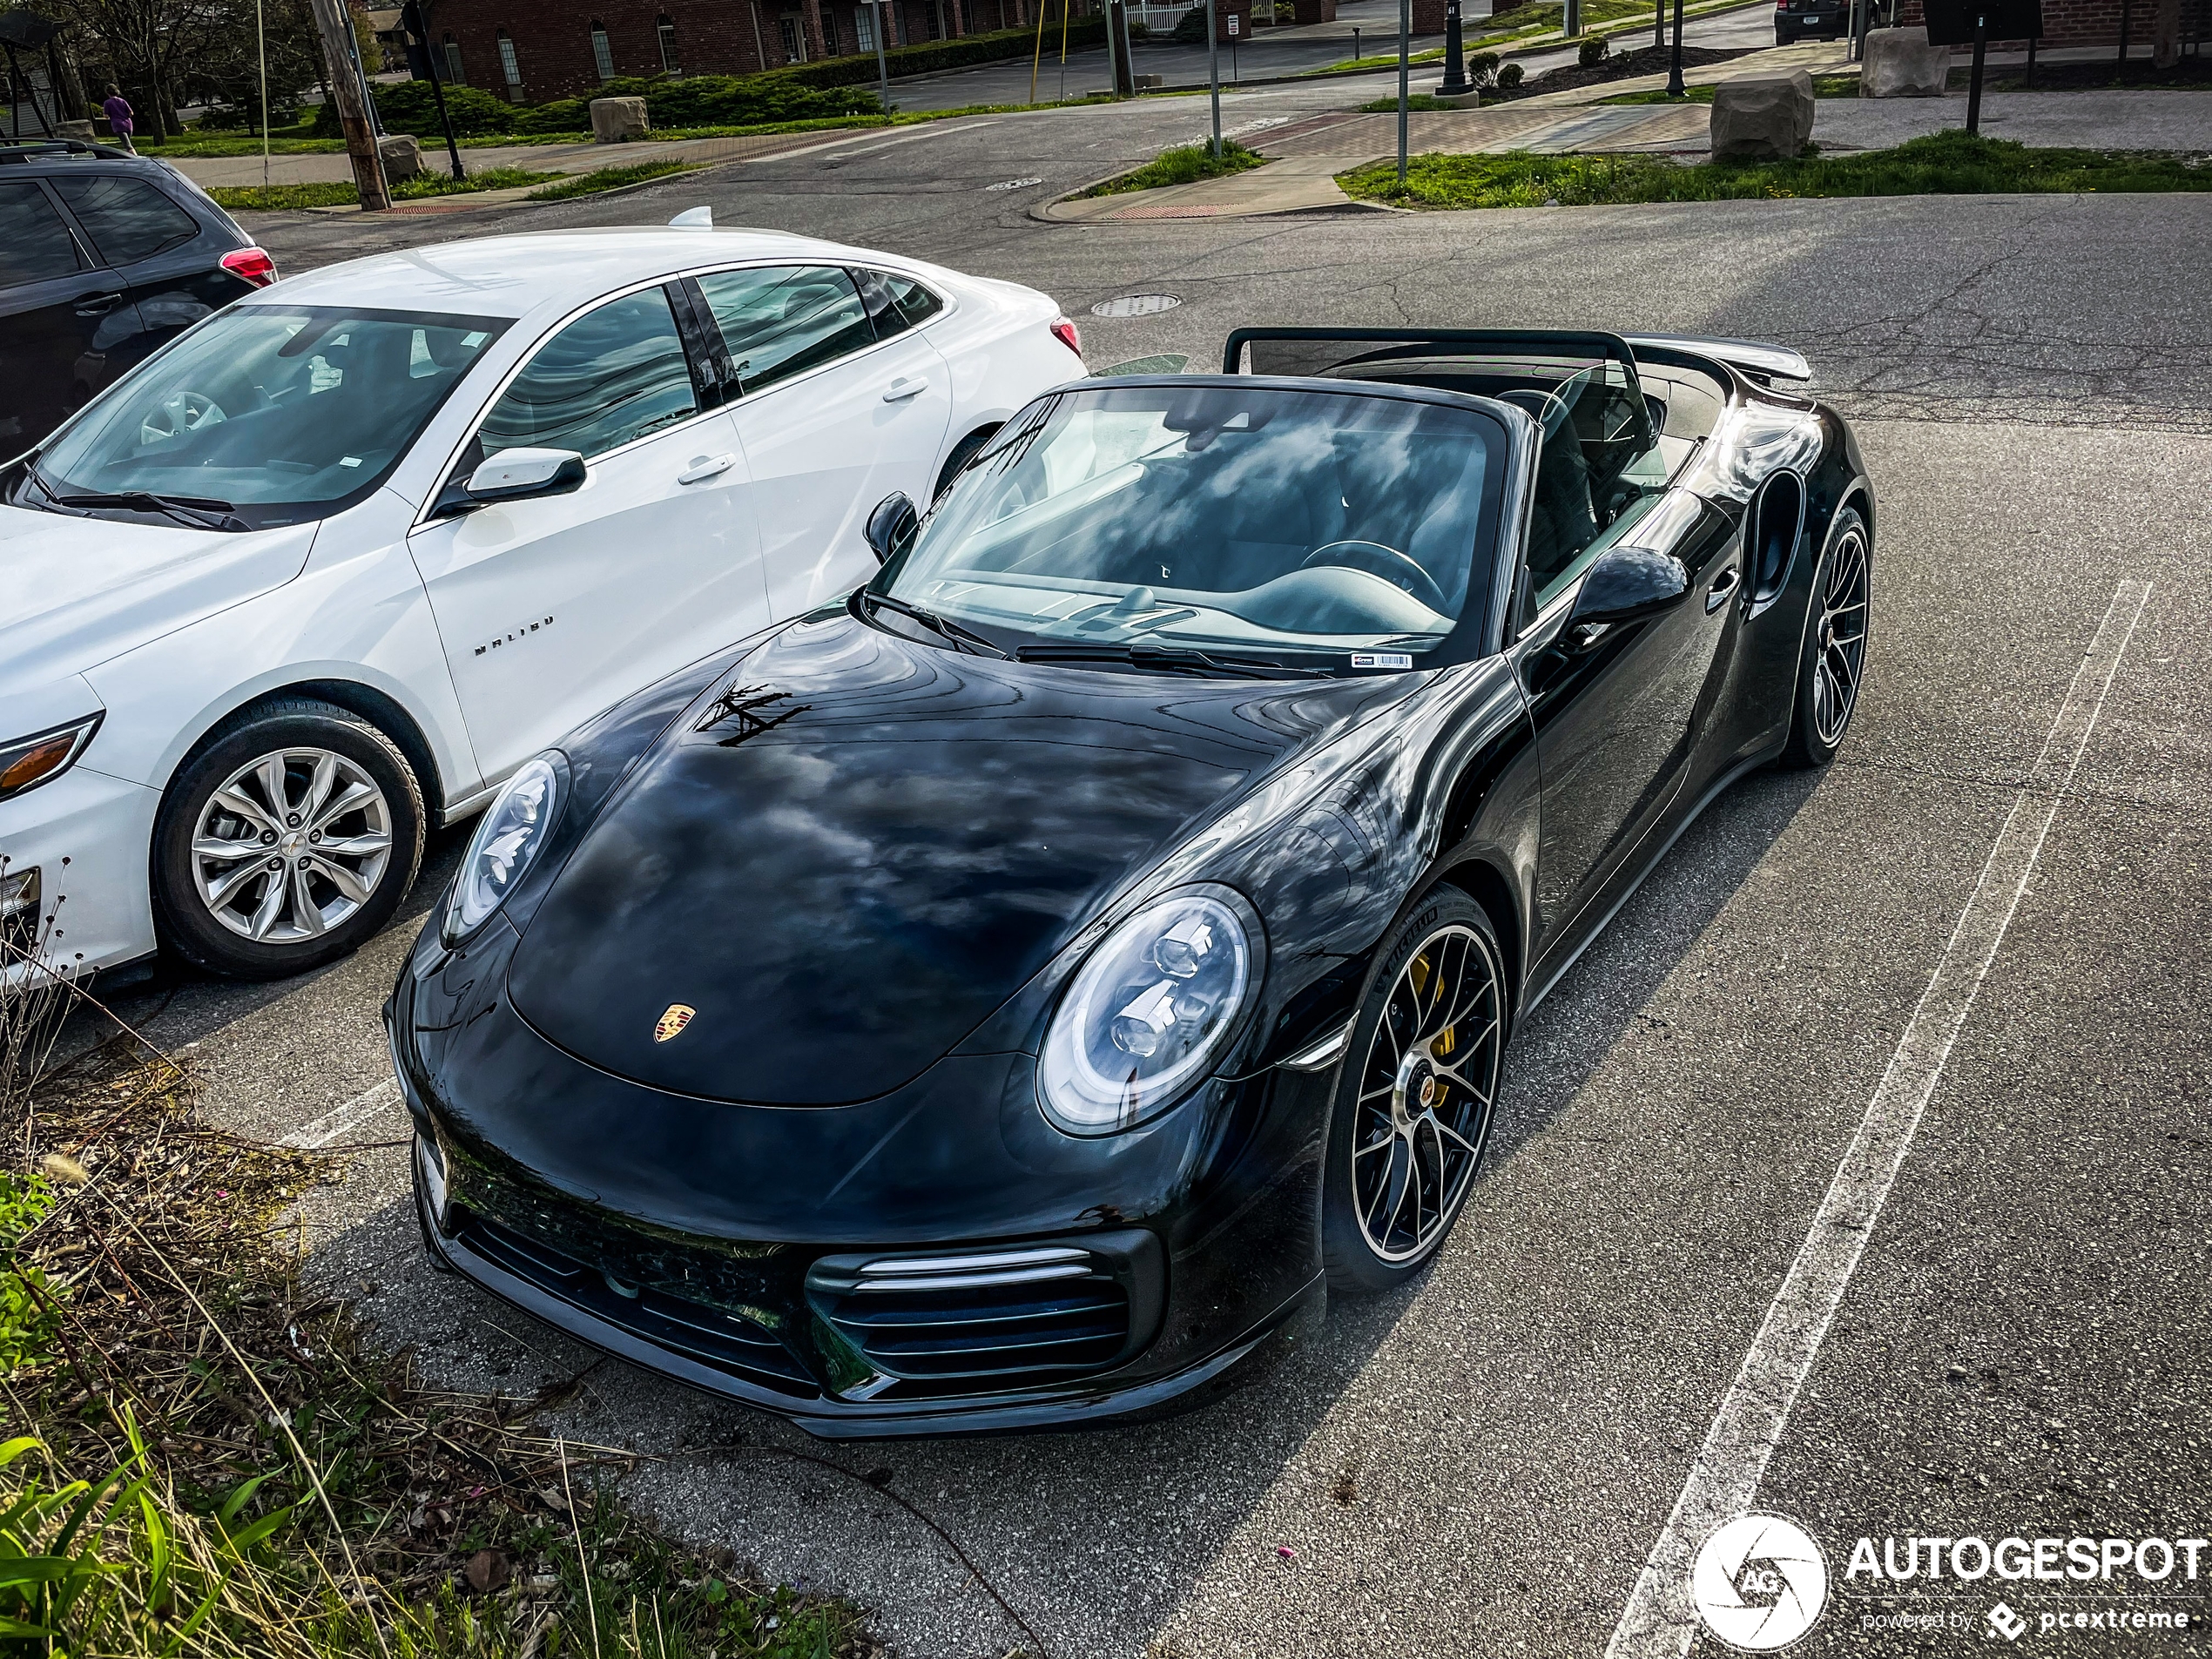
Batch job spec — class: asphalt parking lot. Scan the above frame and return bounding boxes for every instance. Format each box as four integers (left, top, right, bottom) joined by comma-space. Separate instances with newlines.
64, 118, 2212, 1656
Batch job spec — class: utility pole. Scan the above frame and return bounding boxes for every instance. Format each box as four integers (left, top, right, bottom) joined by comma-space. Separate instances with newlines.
307, 0, 389, 207
1205, 0, 1221, 157
872, 0, 891, 111
1396, 0, 1409, 187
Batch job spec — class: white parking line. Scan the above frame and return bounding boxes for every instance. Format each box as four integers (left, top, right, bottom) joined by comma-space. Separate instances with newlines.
1605, 577, 2154, 1659
280, 1076, 402, 1150
824, 118, 1001, 159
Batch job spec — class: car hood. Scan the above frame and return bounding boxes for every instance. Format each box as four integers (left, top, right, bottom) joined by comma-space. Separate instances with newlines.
505, 612, 1402, 1106
0, 506, 316, 696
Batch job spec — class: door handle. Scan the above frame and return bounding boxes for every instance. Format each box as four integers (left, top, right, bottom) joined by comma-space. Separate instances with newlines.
73, 291, 125, 316
677, 453, 735, 485
882, 376, 929, 401
1704, 564, 1742, 613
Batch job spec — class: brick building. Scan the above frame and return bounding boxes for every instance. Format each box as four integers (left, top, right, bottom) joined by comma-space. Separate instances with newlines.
1891, 0, 2209, 51
421, 0, 1057, 101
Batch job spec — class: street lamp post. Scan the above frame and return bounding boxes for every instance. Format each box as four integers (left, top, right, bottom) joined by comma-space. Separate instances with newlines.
1439, 0, 1470, 95
1665, 0, 1686, 94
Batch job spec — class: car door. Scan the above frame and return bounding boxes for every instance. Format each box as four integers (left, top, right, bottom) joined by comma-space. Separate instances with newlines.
689, 263, 952, 621
406, 281, 768, 784
45, 172, 212, 388
1514, 469, 1743, 984
0, 177, 144, 448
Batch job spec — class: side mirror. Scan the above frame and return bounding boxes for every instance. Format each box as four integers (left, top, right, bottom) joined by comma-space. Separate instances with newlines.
1566, 545, 1690, 631
865, 491, 919, 564
467, 447, 587, 505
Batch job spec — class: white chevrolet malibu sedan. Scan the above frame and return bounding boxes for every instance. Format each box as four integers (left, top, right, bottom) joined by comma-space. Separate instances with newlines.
0, 224, 1084, 981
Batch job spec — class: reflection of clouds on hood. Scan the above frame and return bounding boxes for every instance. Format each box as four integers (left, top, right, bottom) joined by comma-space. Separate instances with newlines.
511, 620, 1304, 1103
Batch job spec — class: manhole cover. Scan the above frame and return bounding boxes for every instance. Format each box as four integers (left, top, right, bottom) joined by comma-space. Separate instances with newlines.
1091, 293, 1182, 319
986, 176, 1044, 191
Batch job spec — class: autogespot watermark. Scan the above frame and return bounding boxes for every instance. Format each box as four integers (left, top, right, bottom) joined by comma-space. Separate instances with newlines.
1689, 1519, 2209, 1649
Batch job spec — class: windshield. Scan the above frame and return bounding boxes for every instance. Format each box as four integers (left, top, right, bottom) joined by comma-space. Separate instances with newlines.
882, 383, 1507, 664
28, 304, 512, 529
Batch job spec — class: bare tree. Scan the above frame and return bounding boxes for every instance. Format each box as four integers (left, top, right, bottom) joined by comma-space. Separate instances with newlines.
45, 0, 233, 136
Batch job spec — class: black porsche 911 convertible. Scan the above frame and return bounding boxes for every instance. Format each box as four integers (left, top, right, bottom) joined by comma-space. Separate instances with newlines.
387, 327, 1872, 1439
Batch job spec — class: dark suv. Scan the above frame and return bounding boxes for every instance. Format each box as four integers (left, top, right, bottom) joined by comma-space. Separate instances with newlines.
0, 139, 274, 451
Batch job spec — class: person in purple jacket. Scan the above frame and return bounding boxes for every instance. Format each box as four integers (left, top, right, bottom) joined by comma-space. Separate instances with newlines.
101, 85, 135, 152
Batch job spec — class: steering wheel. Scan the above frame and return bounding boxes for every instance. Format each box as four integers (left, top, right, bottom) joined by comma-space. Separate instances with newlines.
140, 391, 226, 447
1298, 539, 1448, 615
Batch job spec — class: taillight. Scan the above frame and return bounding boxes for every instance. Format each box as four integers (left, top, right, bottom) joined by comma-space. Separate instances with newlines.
219, 246, 278, 287
1049, 315, 1082, 360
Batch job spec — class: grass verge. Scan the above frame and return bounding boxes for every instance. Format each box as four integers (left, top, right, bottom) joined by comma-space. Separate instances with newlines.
1602, 72, 1861, 103
527, 160, 701, 199
1076, 138, 1267, 197
1338, 129, 2212, 207
208, 166, 564, 212
0, 1001, 878, 1659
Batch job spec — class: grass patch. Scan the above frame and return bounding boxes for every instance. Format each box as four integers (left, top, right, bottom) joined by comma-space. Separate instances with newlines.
1359, 92, 1470, 111
1602, 72, 1860, 103
1076, 138, 1267, 197
527, 160, 701, 199
0, 996, 880, 1659
1338, 129, 2212, 208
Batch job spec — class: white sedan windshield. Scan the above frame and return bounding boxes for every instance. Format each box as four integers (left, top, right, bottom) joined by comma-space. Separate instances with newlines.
35, 304, 511, 529
888, 383, 1503, 661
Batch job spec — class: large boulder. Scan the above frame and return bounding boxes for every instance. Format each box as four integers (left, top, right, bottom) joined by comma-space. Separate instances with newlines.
375, 132, 423, 181
590, 96, 649, 143
1710, 70, 1816, 163
1860, 26, 1951, 96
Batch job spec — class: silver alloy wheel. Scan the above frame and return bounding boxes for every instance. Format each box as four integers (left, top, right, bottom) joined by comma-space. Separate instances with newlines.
1349, 921, 1505, 1264
1811, 524, 1870, 748
189, 748, 393, 944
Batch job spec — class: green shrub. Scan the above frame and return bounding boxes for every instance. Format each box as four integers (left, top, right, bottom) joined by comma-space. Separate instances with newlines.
1497, 60, 1525, 86
312, 79, 518, 138
1576, 32, 1608, 65
1173, 7, 1211, 41
1467, 49, 1501, 84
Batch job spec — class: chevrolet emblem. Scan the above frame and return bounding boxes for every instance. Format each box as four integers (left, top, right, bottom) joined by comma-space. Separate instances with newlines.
654, 1003, 697, 1043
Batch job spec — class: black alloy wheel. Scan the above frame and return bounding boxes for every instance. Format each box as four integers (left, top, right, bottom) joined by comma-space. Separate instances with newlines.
1781, 505, 1871, 768
152, 698, 425, 979
1322, 887, 1507, 1292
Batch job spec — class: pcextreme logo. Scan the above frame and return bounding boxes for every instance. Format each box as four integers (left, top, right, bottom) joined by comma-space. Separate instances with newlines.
1692, 1514, 1831, 1652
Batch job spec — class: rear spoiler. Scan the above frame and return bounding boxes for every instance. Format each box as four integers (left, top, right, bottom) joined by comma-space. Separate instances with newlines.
1621, 334, 1812, 385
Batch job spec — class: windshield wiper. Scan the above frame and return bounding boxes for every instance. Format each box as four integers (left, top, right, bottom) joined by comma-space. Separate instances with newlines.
50, 489, 246, 532
1015, 643, 1332, 680
854, 589, 1010, 658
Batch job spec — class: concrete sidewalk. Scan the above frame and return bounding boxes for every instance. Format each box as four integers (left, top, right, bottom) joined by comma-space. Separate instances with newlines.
165, 118, 988, 192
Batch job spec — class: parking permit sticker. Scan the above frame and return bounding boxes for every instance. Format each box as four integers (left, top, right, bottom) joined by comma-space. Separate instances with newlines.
1351, 653, 1414, 670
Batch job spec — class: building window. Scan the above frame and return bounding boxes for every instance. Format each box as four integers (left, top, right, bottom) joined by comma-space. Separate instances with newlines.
590, 20, 616, 80
658, 13, 680, 71
777, 13, 806, 60
442, 34, 465, 83
855, 3, 875, 48
496, 28, 523, 100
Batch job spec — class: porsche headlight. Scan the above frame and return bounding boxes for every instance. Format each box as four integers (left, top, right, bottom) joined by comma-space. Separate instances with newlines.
1039, 891, 1254, 1135
444, 752, 566, 944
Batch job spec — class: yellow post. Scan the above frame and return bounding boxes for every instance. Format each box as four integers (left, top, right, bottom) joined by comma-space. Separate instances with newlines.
1031, 1, 1047, 101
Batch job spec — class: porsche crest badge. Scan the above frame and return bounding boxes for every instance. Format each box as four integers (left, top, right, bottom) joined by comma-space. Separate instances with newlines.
654, 1003, 697, 1043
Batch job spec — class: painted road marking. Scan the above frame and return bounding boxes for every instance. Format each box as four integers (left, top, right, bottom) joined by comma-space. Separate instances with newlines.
280, 1076, 402, 1150
1605, 577, 2154, 1659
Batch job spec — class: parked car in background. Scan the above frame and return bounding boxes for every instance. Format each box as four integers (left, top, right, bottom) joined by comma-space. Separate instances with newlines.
0, 139, 274, 450
0, 223, 1084, 983
1773, 0, 1857, 43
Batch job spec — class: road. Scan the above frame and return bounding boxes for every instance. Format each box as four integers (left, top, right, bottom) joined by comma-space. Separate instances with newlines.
60, 86, 2212, 1659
